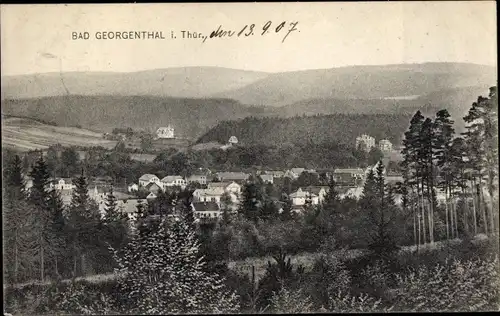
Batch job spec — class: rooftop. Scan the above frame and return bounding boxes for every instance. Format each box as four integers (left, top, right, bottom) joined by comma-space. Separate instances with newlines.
161, 175, 184, 182
139, 174, 158, 181
192, 201, 220, 212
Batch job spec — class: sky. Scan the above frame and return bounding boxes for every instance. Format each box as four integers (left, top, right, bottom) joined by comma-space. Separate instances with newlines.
1, 2, 497, 76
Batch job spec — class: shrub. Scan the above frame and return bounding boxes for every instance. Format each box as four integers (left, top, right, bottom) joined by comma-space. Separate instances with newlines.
55, 281, 116, 315
269, 286, 314, 313
327, 290, 391, 312
392, 256, 500, 312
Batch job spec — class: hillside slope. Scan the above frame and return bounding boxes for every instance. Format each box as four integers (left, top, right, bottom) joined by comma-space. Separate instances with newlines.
1, 96, 269, 139
2, 116, 116, 151
215, 63, 496, 106
0, 67, 269, 99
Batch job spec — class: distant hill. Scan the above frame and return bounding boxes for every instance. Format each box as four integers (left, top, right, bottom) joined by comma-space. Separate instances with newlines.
0, 67, 269, 99
2, 116, 116, 152
196, 114, 414, 148
1, 95, 269, 139
214, 63, 496, 107
276, 85, 493, 132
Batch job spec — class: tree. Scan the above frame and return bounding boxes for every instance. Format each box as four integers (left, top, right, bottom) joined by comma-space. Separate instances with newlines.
239, 182, 262, 223
3, 191, 38, 283
61, 147, 79, 177
434, 109, 456, 240
67, 169, 102, 277
109, 215, 240, 314
28, 154, 53, 282
4, 154, 27, 201
47, 188, 66, 278
140, 134, 154, 152
28, 154, 51, 209
361, 162, 400, 259
463, 86, 498, 235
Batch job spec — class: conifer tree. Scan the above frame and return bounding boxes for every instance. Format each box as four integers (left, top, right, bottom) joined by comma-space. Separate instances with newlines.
28, 154, 51, 209
5, 154, 27, 200
434, 109, 456, 240
3, 189, 38, 283
47, 188, 66, 277
67, 169, 101, 277
109, 215, 240, 314
239, 182, 261, 223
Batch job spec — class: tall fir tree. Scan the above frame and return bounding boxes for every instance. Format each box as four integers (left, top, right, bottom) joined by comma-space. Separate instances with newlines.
109, 216, 240, 314
239, 182, 261, 223
434, 109, 456, 240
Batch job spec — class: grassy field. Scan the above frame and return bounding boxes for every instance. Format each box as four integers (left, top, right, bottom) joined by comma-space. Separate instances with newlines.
2, 117, 117, 151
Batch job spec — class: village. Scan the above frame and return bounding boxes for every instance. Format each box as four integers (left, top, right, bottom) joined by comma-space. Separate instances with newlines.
20, 130, 409, 223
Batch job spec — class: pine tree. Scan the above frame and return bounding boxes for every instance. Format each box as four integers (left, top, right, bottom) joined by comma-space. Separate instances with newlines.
401, 111, 427, 246
463, 86, 498, 235
27, 154, 53, 282
421, 118, 436, 244
104, 188, 119, 221
47, 188, 66, 278
362, 162, 399, 258
109, 216, 240, 314
3, 190, 38, 283
434, 109, 456, 240
239, 182, 261, 223
28, 154, 51, 209
5, 154, 27, 200
67, 169, 102, 277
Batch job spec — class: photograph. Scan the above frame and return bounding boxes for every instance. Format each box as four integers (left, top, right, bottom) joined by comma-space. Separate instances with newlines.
1, 2, 498, 314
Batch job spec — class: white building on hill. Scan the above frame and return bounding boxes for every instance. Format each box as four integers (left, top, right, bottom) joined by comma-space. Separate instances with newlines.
355, 134, 376, 151
378, 139, 393, 152
156, 125, 175, 139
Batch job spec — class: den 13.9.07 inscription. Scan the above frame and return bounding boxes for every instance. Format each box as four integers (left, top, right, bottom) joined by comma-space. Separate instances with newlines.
71, 21, 299, 43
205, 20, 299, 43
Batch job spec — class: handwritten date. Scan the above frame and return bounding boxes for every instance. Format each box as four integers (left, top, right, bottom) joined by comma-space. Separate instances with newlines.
206, 21, 299, 43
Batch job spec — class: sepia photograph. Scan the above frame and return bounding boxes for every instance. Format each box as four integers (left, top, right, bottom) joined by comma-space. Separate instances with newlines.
1, 2, 498, 314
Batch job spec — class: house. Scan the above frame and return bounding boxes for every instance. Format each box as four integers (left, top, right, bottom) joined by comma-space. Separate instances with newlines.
228, 136, 238, 145
23, 175, 33, 192
260, 174, 274, 184
192, 201, 222, 221
187, 174, 207, 185
156, 125, 175, 139
208, 181, 241, 195
50, 178, 76, 191
145, 182, 162, 194
161, 175, 187, 189
378, 139, 393, 152
289, 188, 319, 206
215, 172, 249, 183
139, 174, 160, 187
356, 134, 376, 151
193, 188, 225, 203
300, 186, 328, 203
264, 170, 285, 178
128, 183, 139, 192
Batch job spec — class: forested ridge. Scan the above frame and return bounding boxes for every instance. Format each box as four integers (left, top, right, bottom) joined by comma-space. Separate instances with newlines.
197, 114, 412, 146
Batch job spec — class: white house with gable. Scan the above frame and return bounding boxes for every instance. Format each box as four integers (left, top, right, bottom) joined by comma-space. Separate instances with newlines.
139, 174, 160, 187
161, 175, 187, 189
156, 125, 175, 139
